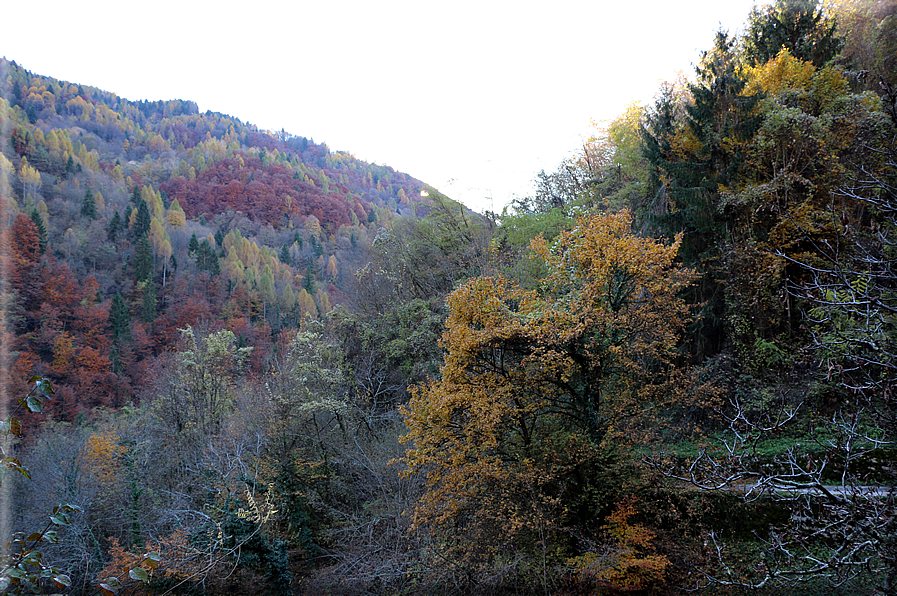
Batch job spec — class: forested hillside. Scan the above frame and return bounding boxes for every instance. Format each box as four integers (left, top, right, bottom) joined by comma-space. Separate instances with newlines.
2, 0, 896, 594
0, 57, 449, 418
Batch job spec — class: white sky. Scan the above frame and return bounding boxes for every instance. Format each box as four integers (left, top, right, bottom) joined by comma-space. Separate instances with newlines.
2, 0, 758, 213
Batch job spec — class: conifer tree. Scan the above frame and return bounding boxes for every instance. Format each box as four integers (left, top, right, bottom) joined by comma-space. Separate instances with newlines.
141, 281, 157, 323
188, 233, 200, 254
641, 33, 761, 357
132, 198, 151, 240
29, 209, 47, 254
279, 244, 291, 266
109, 292, 131, 343
133, 235, 153, 283
303, 263, 316, 294
80, 188, 97, 219
107, 211, 121, 243
743, 0, 843, 66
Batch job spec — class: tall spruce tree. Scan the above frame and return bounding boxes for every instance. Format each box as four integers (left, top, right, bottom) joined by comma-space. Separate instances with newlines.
642, 32, 761, 358
141, 281, 157, 323
107, 211, 121, 243
188, 232, 200, 254
133, 235, 153, 283
80, 188, 97, 219
743, 0, 843, 66
29, 209, 47, 254
132, 198, 151, 240
109, 292, 131, 343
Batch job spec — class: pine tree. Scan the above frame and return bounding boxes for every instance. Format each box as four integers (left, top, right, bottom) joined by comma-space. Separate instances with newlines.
279, 244, 291, 266
133, 235, 153, 283
29, 209, 47, 254
132, 198, 151, 240
642, 33, 761, 358
303, 263, 315, 294
80, 188, 97, 219
108, 211, 121, 243
743, 0, 843, 67
188, 232, 200, 254
141, 281, 157, 323
109, 292, 131, 343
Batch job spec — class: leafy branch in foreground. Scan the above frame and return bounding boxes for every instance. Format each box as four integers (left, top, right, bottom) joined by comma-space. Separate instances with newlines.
646, 89, 897, 594
0, 377, 156, 595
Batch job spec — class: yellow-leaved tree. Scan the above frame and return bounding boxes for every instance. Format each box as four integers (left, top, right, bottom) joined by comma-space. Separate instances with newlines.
400, 209, 700, 583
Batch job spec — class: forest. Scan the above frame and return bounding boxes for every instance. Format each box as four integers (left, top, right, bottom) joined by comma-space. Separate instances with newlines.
1, 0, 895, 594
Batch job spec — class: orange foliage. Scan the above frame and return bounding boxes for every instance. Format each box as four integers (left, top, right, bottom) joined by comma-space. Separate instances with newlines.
83, 431, 127, 487
51, 332, 75, 375
567, 498, 670, 593
401, 210, 697, 569
99, 529, 230, 594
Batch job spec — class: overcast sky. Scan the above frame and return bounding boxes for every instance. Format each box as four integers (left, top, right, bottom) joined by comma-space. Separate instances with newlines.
2, 0, 759, 213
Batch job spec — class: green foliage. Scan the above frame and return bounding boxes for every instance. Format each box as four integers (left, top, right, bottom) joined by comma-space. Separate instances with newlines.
80, 188, 97, 219
194, 239, 220, 275
140, 280, 157, 323
641, 34, 762, 358
107, 210, 121, 243
132, 197, 150, 240
187, 232, 199, 254
28, 209, 47, 254
109, 292, 130, 343
132, 235, 153, 283
743, 0, 844, 67
0, 504, 79, 595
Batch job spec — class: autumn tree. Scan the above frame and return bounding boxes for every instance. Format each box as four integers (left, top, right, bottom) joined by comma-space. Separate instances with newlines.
400, 210, 698, 586
18, 157, 41, 199
647, 79, 897, 595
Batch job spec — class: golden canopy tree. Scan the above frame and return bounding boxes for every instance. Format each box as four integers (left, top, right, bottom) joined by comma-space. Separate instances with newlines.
400, 209, 698, 573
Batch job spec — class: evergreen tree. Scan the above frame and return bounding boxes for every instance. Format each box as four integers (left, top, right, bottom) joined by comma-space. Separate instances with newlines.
141, 281, 157, 323
642, 33, 761, 358
743, 0, 843, 66
188, 232, 200, 254
133, 235, 153, 283
29, 209, 47, 254
132, 198, 151, 240
109, 292, 131, 343
108, 210, 121, 243
195, 240, 220, 276
303, 263, 315, 294
80, 188, 97, 219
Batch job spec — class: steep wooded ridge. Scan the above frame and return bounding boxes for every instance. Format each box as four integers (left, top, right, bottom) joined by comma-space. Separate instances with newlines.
0, 55, 454, 416
1, 1, 896, 594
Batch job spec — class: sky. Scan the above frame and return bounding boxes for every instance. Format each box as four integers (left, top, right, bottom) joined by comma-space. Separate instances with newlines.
2, 0, 759, 214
